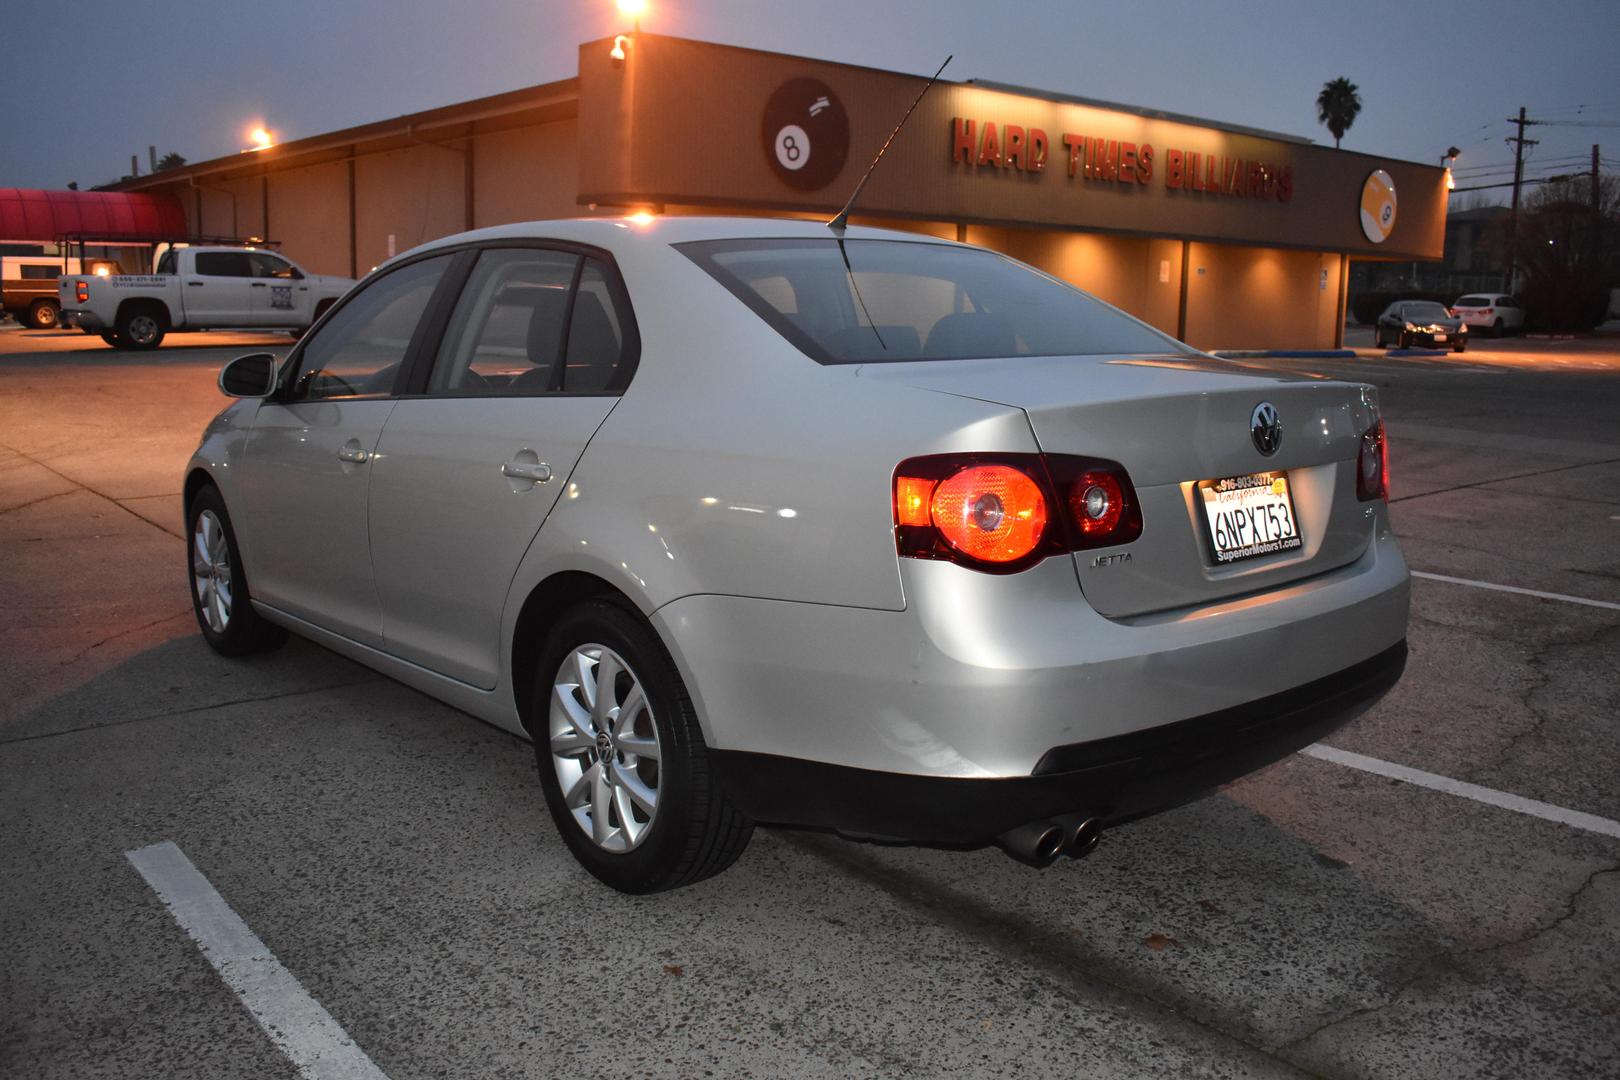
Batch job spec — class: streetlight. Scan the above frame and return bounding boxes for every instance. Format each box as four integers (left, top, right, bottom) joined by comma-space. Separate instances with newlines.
246, 126, 274, 152
1441, 146, 1460, 190
611, 0, 646, 62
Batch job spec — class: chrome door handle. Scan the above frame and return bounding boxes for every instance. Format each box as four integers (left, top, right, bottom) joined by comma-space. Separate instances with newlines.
337, 447, 370, 464
501, 461, 552, 482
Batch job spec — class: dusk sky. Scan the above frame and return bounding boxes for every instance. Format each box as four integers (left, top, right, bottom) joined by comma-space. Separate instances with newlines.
3, 0, 1616, 202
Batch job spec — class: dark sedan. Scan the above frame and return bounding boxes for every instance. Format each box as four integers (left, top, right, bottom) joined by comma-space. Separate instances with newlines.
1374, 301, 1469, 352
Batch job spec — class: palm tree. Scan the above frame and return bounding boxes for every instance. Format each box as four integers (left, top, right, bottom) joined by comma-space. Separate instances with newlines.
1316, 78, 1362, 149
156, 152, 188, 171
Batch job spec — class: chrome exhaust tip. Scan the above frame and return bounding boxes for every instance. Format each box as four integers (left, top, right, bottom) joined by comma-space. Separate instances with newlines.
998, 820, 1065, 868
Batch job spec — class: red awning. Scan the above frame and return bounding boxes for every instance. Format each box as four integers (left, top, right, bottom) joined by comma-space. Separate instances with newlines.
0, 188, 189, 243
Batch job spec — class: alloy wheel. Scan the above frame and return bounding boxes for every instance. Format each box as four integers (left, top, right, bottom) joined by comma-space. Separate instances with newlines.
549, 644, 662, 853
191, 509, 233, 633
128, 315, 160, 346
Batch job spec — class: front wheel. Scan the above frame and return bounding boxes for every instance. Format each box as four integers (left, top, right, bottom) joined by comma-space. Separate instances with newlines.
1454, 340, 1468, 353
533, 600, 753, 893
1373, 327, 1386, 349
186, 485, 288, 656
27, 299, 60, 329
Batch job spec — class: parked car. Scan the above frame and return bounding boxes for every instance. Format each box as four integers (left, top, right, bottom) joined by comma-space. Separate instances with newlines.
1451, 293, 1524, 337
2, 255, 122, 328
60, 246, 354, 349
1374, 300, 1469, 351
184, 217, 1410, 893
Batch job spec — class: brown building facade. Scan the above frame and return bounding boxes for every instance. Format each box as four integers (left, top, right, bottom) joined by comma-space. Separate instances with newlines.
116, 34, 1446, 351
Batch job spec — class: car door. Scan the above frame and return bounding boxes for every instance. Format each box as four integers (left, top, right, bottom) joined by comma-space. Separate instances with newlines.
184, 250, 255, 324
367, 245, 638, 688
236, 252, 455, 645
247, 252, 312, 327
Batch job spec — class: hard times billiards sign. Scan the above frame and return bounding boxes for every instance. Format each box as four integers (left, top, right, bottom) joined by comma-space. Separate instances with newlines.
950, 117, 1295, 202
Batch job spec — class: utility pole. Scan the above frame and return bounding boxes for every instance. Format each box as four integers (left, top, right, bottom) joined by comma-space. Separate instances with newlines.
1592, 144, 1603, 273
1503, 106, 1539, 292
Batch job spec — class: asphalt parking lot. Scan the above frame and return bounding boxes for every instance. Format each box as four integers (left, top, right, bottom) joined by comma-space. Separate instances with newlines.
2, 322, 1617, 1079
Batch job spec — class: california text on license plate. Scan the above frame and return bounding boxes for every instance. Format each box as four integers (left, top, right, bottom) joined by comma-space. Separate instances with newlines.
1199, 472, 1303, 564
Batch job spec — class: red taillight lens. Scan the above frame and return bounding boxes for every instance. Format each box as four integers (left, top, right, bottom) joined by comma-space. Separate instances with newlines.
1357, 420, 1388, 501
929, 464, 1048, 563
75, 280, 89, 303
894, 453, 1141, 572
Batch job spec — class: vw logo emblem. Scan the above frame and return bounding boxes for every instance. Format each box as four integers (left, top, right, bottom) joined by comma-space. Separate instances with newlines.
1250, 402, 1282, 456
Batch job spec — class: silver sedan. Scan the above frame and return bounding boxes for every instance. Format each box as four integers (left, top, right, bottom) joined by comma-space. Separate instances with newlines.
185, 216, 1410, 892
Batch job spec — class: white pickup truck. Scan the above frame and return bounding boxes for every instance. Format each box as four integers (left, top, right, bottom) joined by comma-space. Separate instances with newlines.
60, 246, 354, 349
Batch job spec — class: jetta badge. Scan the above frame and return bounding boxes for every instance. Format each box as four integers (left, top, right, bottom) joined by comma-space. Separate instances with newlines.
1250, 402, 1282, 456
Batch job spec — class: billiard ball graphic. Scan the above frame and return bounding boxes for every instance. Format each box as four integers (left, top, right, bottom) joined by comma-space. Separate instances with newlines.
1360, 169, 1397, 243
762, 77, 850, 191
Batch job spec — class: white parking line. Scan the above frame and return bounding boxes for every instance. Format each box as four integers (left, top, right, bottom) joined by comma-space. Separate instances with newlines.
1302, 744, 1620, 840
1411, 570, 1620, 612
126, 842, 391, 1080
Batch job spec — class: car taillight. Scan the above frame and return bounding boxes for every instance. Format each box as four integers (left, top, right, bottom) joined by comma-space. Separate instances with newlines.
893, 453, 1142, 573
75, 280, 89, 303
1357, 420, 1388, 502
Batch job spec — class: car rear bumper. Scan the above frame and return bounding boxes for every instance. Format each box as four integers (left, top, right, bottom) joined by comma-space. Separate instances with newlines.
61, 309, 104, 331
655, 519, 1409, 782
710, 639, 1406, 843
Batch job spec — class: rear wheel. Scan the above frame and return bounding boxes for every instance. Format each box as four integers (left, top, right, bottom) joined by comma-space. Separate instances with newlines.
117, 307, 166, 350
1492, 318, 1504, 337
186, 485, 288, 656
533, 600, 752, 893
26, 299, 59, 329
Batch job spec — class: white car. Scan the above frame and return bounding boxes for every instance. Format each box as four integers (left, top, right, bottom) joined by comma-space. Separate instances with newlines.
185, 216, 1410, 892
1452, 293, 1524, 337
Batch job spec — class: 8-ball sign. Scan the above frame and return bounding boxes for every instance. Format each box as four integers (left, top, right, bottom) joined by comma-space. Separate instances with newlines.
761, 77, 850, 192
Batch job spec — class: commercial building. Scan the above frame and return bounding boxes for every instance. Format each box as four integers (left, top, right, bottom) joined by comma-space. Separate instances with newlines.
109, 34, 1446, 350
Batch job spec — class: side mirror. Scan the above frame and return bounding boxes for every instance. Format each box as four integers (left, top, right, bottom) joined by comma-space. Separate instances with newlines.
219, 352, 278, 398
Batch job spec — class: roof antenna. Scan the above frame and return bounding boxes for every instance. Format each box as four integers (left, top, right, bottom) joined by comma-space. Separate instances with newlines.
828, 54, 952, 233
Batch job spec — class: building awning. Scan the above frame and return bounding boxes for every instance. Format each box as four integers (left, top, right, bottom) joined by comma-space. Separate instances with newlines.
0, 188, 189, 243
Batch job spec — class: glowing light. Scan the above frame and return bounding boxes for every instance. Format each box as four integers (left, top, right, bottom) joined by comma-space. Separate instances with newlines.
246, 126, 274, 151
616, 0, 647, 17
610, 35, 628, 61
93, 265, 111, 277
1443, 167, 1455, 191
626, 210, 655, 225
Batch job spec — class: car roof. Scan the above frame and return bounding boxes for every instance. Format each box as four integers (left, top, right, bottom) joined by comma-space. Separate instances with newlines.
399, 214, 963, 262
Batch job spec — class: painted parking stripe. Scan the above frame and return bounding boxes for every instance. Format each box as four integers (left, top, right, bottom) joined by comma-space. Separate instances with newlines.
1411, 570, 1620, 612
1302, 744, 1620, 840
126, 842, 391, 1080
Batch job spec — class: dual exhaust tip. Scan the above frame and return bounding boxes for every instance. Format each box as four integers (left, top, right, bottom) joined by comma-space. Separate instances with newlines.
998, 814, 1102, 868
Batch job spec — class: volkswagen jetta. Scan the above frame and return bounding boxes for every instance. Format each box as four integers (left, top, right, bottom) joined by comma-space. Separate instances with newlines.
185, 216, 1409, 892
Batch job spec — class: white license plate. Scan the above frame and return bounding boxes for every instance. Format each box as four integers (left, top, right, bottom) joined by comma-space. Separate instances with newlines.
1199, 472, 1303, 564
1433, 333, 1447, 342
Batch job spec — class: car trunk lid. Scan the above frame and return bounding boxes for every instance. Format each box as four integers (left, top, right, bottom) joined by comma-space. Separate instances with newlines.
858, 353, 1381, 618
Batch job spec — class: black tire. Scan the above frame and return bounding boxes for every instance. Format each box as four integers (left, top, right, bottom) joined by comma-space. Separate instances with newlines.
1454, 340, 1467, 353
99, 331, 122, 348
1373, 328, 1386, 349
27, 299, 60, 329
185, 485, 288, 656
532, 600, 753, 893
1491, 318, 1504, 338
116, 305, 166, 350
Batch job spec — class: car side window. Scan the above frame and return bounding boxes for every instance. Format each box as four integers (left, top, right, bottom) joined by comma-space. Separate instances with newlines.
427, 249, 581, 395
564, 259, 631, 393
194, 251, 253, 277
248, 252, 298, 279
156, 250, 178, 275
287, 254, 451, 402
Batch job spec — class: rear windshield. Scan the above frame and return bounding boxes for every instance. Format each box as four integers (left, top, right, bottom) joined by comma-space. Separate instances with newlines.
1403, 302, 1451, 320
1455, 295, 1492, 306
678, 238, 1187, 364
